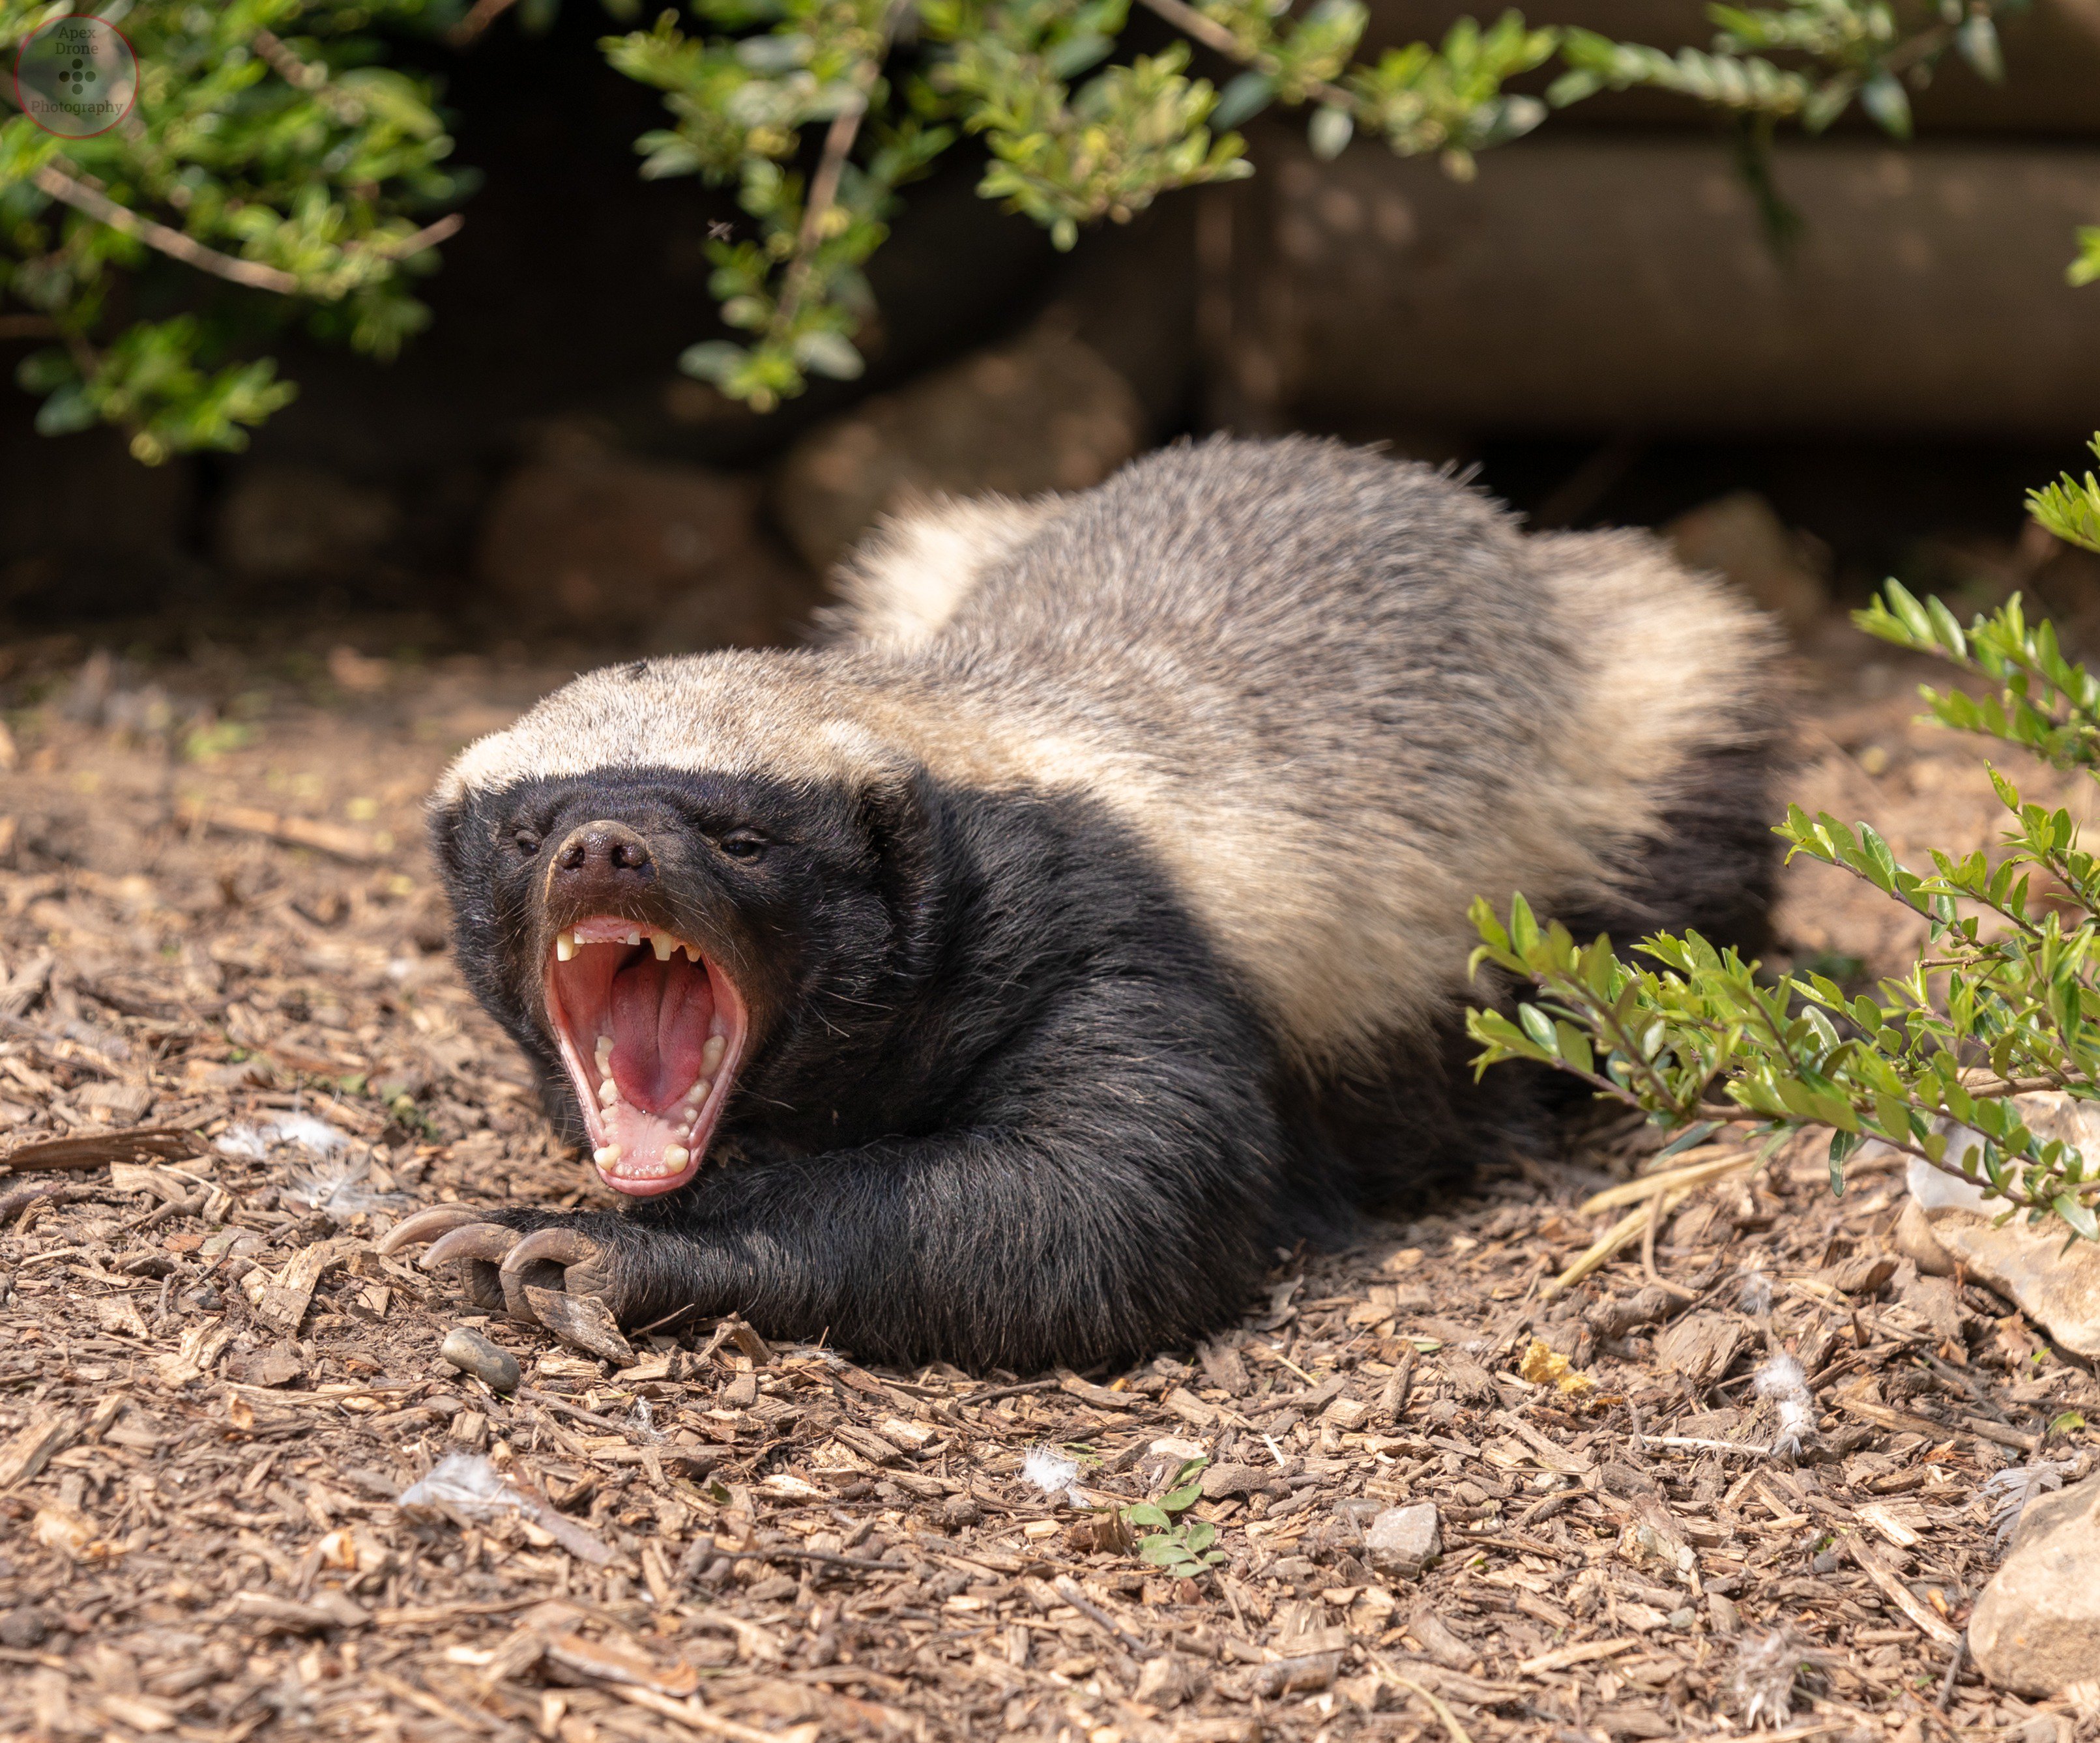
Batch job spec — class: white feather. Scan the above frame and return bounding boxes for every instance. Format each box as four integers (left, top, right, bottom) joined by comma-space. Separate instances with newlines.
1021, 1443, 1083, 1505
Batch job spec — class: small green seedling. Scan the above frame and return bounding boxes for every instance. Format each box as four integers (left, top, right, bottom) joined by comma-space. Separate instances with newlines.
1119, 1456, 1225, 1577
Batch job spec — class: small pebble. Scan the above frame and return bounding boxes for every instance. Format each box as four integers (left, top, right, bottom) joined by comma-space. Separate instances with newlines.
440, 1326, 521, 1392
0, 1606, 50, 1649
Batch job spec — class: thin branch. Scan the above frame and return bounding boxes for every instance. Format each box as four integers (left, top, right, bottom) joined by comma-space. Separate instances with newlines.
360, 212, 465, 261
251, 30, 364, 123
772, 25, 897, 331
31, 163, 300, 295
1135, 0, 1355, 109
0, 314, 57, 340
448, 0, 523, 47
28, 159, 456, 294
1584, 992, 1691, 1114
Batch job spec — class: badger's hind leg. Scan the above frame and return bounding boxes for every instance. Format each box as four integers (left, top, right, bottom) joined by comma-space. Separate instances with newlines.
1289, 1014, 1564, 1221
1566, 725, 1785, 963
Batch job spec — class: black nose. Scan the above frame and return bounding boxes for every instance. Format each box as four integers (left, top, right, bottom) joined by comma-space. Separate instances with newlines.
551, 820, 654, 887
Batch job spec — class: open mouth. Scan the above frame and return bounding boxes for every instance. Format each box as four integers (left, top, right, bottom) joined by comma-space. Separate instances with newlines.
544, 915, 747, 1196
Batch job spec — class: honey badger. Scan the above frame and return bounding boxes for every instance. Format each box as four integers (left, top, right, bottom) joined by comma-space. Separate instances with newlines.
383, 436, 1783, 1370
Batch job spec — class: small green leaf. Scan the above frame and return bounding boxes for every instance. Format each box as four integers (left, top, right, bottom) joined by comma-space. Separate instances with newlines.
1212, 72, 1276, 130
2054, 1192, 2100, 1242
1859, 71, 1910, 138
793, 330, 865, 381
678, 340, 748, 383
1309, 104, 1355, 160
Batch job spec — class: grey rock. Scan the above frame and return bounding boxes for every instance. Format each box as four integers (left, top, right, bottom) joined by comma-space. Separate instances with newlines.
1903, 1102, 2100, 1357
1666, 493, 1828, 638
439, 1327, 521, 1394
1199, 1460, 1270, 1501
1363, 1501, 1440, 1579
1969, 1471, 2100, 1696
218, 463, 398, 581
0, 1606, 50, 1649
475, 438, 815, 645
769, 322, 1144, 573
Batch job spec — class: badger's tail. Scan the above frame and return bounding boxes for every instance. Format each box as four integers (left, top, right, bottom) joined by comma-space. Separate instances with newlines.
1530, 526, 1792, 960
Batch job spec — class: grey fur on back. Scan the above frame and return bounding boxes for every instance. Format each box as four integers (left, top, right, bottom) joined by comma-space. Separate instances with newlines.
443, 436, 1783, 1072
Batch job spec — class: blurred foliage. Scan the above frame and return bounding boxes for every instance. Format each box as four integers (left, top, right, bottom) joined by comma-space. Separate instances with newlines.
0, 0, 2042, 439
616, 0, 2026, 406
1468, 446, 2100, 1243
0, 0, 471, 461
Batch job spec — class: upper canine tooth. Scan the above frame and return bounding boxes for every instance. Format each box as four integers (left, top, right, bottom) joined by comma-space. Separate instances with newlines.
663, 1145, 690, 1166
701, 1035, 726, 1075
651, 932, 674, 961
556, 930, 576, 962
593, 1144, 622, 1166
626, 929, 642, 947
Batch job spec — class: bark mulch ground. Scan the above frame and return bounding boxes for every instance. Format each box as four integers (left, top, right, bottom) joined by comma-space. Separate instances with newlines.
0, 627, 2095, 1743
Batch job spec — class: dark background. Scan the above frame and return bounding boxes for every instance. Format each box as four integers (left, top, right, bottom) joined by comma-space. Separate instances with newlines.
8, 0, 2100, 652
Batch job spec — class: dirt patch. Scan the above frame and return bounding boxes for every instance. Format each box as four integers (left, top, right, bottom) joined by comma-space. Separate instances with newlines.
0, 626, 2093, 1741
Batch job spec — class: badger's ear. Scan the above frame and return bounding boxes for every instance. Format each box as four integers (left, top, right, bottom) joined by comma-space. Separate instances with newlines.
426, 787, 506, 914
857, 768, 943, 962
426, 791, 476, 889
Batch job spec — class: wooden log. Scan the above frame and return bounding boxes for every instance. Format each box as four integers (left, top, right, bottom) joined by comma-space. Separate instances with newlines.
1219, 132, 2100, 438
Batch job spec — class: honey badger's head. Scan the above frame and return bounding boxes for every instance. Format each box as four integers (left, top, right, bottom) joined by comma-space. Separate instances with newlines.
429, 653, 933, 1199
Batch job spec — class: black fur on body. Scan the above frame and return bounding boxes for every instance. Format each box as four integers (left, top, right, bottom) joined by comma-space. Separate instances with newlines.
424, 437, 1785, 1371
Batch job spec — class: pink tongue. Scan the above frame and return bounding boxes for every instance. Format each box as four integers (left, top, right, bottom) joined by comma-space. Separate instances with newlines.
607, 955, 710, 1112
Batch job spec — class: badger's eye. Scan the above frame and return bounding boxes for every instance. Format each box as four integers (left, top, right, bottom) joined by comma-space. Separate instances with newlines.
514, 830, 542, 857
718, 829, 767, 861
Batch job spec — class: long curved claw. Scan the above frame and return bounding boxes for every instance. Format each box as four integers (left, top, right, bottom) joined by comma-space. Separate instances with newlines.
377, 1203, 486, 1254
424, 1224, 525, 1269
502, 1229, 604, 1273
501, 1227, 613, 1323
424, 1222, 525, 1318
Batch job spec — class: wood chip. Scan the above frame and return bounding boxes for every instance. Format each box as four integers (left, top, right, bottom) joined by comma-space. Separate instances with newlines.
182, 799, 383, 863
2, 1126, 197, 1173
90, 1295, 148, 1338
1517, 1637, 1640, 1675
1845, 1534, 1961, 1646
1163, 1386, 1218, 1426
1856, 1501, 1923, 1548
227, 1589, 370, 1632
254, 1239, 351, 1336
153, 1316, 237, 1387
543, 1630, 701, 1696
523, 1285, 635, 1364
602, 1682, 818, 1743
0, 1415, 75, 1487
1058, 1371, 1141, 1409
1654, 1310, 1745, 1387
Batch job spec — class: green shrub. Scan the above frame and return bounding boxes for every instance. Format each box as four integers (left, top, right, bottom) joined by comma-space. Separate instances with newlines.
0, 0, 2028, 448
1467, 440, 2100, 1243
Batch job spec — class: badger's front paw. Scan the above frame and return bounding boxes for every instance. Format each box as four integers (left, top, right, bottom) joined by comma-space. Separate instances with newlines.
379, 1206, 632, 1355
